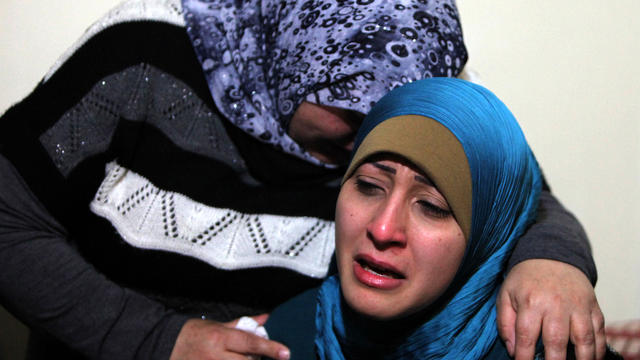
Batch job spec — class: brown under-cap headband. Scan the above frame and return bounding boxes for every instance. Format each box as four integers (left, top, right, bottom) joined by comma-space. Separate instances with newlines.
342, 115, 473, 240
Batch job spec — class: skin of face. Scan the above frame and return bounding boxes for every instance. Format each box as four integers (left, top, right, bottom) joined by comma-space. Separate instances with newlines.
288, 102, 364, 165
335, 156, 467, 321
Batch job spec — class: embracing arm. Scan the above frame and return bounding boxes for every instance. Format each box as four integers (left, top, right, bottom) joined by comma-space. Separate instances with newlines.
507, 189, 596, 282
0, 154, 190, 359
499, 189, 605, 360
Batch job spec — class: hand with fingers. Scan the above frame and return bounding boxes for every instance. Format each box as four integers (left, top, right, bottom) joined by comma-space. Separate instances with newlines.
497, 259, 606, 360
170, 314, 290, 360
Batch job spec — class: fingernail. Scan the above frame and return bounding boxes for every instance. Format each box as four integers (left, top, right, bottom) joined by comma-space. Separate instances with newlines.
279, 349, 290, 360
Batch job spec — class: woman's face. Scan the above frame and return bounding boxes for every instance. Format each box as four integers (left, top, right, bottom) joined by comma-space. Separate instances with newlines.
288, 102, 364, 165
335, 156, 466, 320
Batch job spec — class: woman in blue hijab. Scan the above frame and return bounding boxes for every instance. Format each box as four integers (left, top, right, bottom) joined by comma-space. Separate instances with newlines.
267, 77, 543, 359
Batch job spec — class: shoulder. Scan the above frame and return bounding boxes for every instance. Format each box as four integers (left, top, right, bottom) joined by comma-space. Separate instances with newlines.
0, 0, 226, 208
0, 0, 214, 153
35, 0, 208, 107
43, 0, 185, 82
2, 0, 210, 133
265, 288, 319, 360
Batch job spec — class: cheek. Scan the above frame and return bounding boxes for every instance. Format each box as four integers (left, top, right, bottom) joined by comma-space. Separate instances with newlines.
335, 188, 367, 238
410, 224, 467, 299
334, 194, 356, 267
334, 189, 372, 278
431, 235, 465, 272
412, 219, 465, 262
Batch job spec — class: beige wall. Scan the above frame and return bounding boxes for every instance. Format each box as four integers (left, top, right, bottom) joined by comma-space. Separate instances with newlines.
456, 1, 640, 322
0, 2, 637, 355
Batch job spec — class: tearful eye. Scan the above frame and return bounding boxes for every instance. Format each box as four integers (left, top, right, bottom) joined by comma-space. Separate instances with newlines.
355, 179, 382, 196
417, 200, 451, 219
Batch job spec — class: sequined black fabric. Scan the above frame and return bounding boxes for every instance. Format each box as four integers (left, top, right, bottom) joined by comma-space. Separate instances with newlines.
39, 64, 246, 177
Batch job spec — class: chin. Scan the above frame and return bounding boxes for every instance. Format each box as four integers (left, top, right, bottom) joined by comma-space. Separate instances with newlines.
341, 281, 443, 323
342, 286, 404, 321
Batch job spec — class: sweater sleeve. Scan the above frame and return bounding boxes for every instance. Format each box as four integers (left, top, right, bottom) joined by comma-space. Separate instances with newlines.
0, 154, 189, 359
507, 188, 597, 285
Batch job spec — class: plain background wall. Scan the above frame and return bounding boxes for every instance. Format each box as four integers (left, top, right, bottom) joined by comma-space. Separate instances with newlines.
456, 0, 640, 324
1, 0, 638, 358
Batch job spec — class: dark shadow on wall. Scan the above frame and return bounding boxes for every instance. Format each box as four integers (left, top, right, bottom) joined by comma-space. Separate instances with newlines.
0, 306, 28, 360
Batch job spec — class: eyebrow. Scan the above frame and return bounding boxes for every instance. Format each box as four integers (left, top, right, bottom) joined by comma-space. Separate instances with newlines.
372, 162, 396, 174
414, 175, 435, 187
372, 162, 435, 187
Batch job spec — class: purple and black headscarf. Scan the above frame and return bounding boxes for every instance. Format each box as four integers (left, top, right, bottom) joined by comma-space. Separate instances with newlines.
182, 0, 467, 164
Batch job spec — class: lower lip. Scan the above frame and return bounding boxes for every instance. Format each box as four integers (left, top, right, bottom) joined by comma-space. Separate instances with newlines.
353, 261, 404, 290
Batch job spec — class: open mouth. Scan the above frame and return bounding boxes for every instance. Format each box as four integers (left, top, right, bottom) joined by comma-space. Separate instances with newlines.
356, 257, 405, 279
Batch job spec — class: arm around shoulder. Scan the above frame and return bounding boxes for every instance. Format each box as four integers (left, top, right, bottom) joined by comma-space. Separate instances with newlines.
499, 188, 605, 360
0, 153, 189, 359
508, 189, 596, 283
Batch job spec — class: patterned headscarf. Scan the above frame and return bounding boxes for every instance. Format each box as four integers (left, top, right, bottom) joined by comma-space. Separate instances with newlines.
316, 78, 543, 359
182, 0, 467, 165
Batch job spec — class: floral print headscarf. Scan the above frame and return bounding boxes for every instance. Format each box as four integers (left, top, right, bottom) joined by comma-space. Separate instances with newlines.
182, 0, 467, 164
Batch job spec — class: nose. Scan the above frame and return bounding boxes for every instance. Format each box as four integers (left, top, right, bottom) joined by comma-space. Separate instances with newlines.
366, 196, 407, 249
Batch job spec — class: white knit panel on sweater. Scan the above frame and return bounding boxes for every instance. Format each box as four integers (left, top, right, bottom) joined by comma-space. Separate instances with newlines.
90, 162, 336, 278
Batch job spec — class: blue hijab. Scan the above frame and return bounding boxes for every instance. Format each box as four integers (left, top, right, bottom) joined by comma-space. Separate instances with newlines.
316, 78, 543, 359
182, 0, 467, 165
